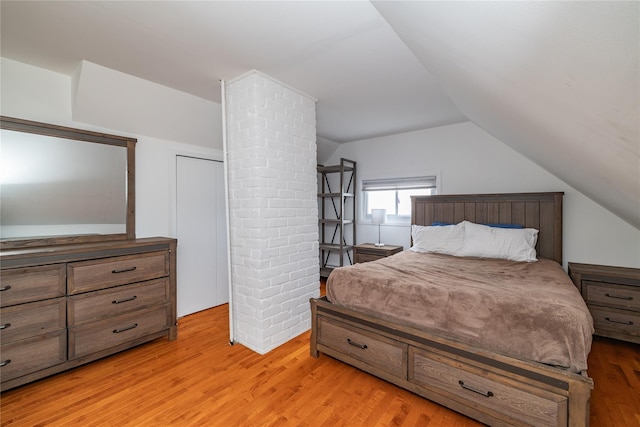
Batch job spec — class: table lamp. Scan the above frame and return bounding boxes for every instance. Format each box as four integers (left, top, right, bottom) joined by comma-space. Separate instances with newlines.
371, 208, 387, 247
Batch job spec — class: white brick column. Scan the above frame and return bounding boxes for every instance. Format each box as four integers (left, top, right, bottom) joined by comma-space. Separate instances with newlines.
224, 71, 319, 354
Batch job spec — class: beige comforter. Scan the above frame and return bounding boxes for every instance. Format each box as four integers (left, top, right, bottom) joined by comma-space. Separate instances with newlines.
327, 251, 594, 373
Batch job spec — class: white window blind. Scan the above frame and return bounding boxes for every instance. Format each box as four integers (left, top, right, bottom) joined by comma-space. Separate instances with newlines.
362, 175, 437, 221
362, 176, 437, 192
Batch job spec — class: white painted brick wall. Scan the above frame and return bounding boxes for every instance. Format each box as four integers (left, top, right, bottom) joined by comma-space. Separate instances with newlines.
225, 71, 319, 354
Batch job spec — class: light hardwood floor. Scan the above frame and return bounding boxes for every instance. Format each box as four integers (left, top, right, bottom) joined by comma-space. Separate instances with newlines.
1, 303, 639, 426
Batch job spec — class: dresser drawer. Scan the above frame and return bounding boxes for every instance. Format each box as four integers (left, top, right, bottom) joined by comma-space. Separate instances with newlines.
590, 306, 640, 337
67, 251, 169, 294
317, 317, 406, 378
584, 281, 640, 311
0, 264, 66, 307
69, 305, 170, 359
0, 330, 66, 382
0, 298, 66, 344
68, 278, 170, 327
409, 347, 567, 427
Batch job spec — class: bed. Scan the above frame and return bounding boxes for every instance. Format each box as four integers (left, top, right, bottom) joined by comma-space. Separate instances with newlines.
310, 192, 594, 427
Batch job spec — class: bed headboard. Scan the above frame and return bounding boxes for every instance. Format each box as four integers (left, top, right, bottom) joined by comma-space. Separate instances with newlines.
411, 192, 564, 264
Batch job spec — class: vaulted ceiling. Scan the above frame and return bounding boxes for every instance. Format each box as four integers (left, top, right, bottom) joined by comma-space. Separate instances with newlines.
1, 1, 638, 228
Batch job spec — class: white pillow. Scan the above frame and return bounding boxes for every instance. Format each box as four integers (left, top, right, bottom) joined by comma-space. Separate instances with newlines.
410, 223, 464, 256
459, 221, 538, 262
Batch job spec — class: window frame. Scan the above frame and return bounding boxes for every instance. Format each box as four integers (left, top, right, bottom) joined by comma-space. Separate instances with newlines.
361, 174, 439, 224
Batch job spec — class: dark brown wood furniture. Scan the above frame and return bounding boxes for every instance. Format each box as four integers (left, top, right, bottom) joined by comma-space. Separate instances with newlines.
0, 237, 177, 392
353, 243, 403, 263
569, 262, 640, 344
311, 192, 593, 427
0, 117, 177, 392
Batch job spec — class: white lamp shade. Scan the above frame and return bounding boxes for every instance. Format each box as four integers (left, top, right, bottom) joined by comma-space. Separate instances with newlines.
371, 209, 387, 225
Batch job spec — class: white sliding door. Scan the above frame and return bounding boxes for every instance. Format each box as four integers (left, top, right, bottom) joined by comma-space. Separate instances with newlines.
176, 155, 228, 317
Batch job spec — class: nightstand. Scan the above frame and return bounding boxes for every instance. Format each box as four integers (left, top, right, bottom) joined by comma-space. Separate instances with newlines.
354, 244, 403, 264
568, 262, 640, 344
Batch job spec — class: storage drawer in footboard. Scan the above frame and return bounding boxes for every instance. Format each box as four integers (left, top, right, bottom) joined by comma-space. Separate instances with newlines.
317, 316, 407, 379
409, 347, 568, 427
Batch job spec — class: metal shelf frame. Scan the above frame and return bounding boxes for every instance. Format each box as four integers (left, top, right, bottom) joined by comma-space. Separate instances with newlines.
318, 158, 356, 278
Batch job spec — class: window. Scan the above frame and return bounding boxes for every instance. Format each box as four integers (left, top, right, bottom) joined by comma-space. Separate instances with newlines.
362, 176, 437, 222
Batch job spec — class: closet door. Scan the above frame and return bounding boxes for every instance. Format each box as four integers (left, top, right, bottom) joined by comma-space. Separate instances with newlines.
176, 156, 228, 317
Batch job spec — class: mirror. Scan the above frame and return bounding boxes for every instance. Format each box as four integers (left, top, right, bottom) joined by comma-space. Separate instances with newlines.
0, 116, 136, 249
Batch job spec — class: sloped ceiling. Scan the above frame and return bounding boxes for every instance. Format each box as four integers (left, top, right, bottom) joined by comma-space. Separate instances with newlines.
373, 1, 639, 228
1, 1, 638, 228
0, 1, 465, 143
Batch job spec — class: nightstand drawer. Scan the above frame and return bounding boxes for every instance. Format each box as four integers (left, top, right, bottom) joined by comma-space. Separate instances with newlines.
355, 253, 384, 263
353, 244, 403, 264
590, 306, 640, 337
584, 281, 640, 311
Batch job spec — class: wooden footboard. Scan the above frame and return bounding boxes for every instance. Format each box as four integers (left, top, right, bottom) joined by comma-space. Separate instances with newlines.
310, 297, 593, 427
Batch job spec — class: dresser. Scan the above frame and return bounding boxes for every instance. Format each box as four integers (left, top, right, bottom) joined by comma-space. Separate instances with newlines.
568, 262, 640, 344
0, 237, 177, 391
353, 243, 403, 264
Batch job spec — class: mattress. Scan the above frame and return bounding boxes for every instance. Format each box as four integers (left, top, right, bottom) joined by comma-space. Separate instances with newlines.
326, 251, 594, 373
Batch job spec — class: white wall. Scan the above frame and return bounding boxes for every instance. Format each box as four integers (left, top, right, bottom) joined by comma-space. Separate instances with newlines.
317, 136, 340, 165
72, 61, 222, 150
1, 57, 223, 240
136, 137, 223, 240
328, 122, 640, 269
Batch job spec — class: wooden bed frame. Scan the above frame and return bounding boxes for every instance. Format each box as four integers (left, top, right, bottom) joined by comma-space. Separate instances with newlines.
310, 192, 593, 427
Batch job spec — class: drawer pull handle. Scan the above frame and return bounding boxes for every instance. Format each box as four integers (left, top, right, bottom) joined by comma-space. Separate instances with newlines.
605, 293, 633, 301
112, 295, 138, 304
605, 317, 633, 326
458, 380, 494, 397
0, 359, 11, 367
0, 323, 11, 330
112, 266, 137, 274
0, 285, 12, 292
347, 338, 368, 350
113, 323, 138, 334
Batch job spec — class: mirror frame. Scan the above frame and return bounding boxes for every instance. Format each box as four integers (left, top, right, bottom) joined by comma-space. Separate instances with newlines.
0, 116, 136, 250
